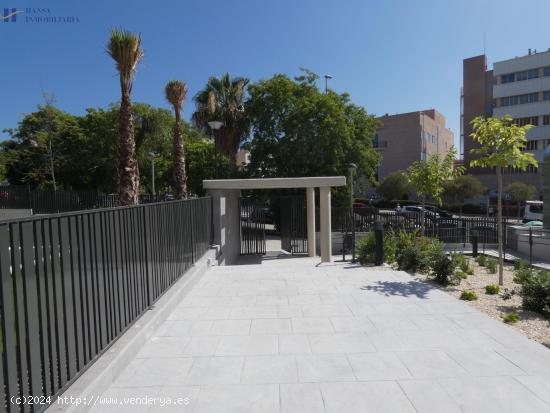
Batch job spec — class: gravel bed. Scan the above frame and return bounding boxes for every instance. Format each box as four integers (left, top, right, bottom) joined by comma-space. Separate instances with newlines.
413, 257, 550, 348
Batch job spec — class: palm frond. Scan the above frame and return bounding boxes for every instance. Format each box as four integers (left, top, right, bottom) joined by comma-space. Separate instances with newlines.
165, 80, 188, 111
107, 29, 144, 92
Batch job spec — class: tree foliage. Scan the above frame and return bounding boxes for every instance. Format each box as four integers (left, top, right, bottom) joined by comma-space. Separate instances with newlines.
469, 115, 538, 285
377, 171, 410, 201
246, 70, 380, 203
505, 182, 537, 218
1, 103, 215, 196
407, 146, 462, 206
443, 174, 486, 208
192, 73, 249, 160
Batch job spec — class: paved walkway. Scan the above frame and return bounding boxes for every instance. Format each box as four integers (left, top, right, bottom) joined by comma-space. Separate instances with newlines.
91, 257, 550, 413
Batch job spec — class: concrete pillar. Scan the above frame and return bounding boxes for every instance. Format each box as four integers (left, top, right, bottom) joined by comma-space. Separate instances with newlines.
319, 186, 332, 262
306, 187, 316, 257
207, 188, 241, 265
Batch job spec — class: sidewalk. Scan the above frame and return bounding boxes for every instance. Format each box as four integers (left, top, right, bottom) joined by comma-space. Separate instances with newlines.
81, 257, 550, 413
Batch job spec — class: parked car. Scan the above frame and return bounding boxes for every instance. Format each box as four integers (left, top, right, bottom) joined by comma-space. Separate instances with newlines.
523, 200, 543, 222
353, 200, 378, 216
424, 205, 452, 218
397, 205, 438, 220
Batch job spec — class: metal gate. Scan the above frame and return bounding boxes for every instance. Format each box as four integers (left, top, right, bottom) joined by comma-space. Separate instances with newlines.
239, 197, 266, 255
280, 196, 308, 254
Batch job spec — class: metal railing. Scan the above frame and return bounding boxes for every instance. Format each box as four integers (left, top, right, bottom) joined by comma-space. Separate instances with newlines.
0, 186, 174, 215
0, 197, 212, 412
330, 208, 505, 246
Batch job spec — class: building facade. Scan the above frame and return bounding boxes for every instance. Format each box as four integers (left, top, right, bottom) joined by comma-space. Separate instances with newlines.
462, 50, 550, 197
374, 109, 454, 181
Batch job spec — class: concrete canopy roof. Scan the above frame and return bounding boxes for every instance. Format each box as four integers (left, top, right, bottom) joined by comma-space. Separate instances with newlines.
203, 176, 346, 190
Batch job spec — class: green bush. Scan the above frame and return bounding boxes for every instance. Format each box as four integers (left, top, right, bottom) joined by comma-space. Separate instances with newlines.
455, 271, 468, 280
460, 290, 478, 301
452, 254, 473, 275
475, 255, 487, 267
485, 284, 500, 295
429, 251, 458, 286
503, 312, 520, 324
355, 231, 396, 265
521, 270, 550, 317
486, 259, 497, 274
395, 235, 443, 274
514, 259, 530, 271
513, 264, 534, 285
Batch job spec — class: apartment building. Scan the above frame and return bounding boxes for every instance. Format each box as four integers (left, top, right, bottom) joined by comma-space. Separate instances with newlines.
462, 50, 550, 197
374, 109, 454, 181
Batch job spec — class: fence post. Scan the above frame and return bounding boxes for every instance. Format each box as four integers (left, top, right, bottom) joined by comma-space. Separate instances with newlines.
143, 205, 154, 307
461, 220, 466, 248
529, 227, 533, 265
374, 220, 383, 266
472, 230, 478, 257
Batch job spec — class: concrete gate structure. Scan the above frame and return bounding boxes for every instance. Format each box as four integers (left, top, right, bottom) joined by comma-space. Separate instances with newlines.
203, 177, 346, 265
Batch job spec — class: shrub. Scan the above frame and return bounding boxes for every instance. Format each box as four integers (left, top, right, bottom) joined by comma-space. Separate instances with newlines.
514, 259, 530, 271
356, 231, 396, 265
521, 270, 550, 317
455, 271, 468, 280
485, 284, 500, 295
500, 288, 518, 300
513, 265, 534, 285
460, 290, 478, 301
486, 259, 497, 274
396, 245, 430, 273
503, 312, 520, 324
475, 255, 487, 267
429, 251, 458, 286
452, 254, 474, 275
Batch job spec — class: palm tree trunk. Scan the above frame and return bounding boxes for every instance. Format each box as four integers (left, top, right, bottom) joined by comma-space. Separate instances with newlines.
172, 110, 187, 199
497, 166, 504, 285
117, 92, 140, 206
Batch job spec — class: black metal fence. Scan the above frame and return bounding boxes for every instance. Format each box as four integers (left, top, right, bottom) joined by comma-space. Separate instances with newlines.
280, 197, 308, 254
239, 198, 266, 255
0, 197, 212, 412
0, 186, 172, 215
330, 208, 505, 246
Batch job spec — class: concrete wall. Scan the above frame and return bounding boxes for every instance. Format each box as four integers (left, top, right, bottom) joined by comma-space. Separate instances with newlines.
208, 189, 241, 265
0, 209, 33, 221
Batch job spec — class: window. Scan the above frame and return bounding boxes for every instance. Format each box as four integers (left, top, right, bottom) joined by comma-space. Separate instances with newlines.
544, 91, 550, 101
543, 115, 550, 125
510, 95, 518, 105
525, 140, 538, 150
516, 71, 528, 81
545, 67, 550, 77
519, 93, 538, 104
515, 117, 538, 126
500, 96, 510, 106
528, 69, 539, 79
501, 73, 515, 83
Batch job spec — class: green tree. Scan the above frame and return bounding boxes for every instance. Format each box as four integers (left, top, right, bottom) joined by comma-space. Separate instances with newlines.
107, 29, 144, 205
1, 105, 87, 189
246, 70, 380, 204
377, 171, 410, 201
407, 146, 462, 233
470, 115, 538, 285
505, 182, 537, 219
192, 73, 249, 163
165, 80, 189, 199
442, 174, 486, 216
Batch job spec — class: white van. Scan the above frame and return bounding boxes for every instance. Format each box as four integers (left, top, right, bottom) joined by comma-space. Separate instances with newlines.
523, 200, 543, 222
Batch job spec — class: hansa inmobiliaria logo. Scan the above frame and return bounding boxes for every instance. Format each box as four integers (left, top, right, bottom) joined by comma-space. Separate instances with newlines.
2, 6, 80, 23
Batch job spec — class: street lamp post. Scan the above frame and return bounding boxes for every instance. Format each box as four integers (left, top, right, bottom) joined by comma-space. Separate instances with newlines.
348, 163, 357, 262
208, 120, 224, 178
148, 152, 158, 196
324, 74, 333, 93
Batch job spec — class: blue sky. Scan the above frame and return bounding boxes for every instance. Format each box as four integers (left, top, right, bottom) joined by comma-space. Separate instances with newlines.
2, 0, 550, 148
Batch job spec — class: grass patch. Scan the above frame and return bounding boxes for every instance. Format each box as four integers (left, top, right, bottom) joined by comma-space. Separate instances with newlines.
485, 284, 500, 295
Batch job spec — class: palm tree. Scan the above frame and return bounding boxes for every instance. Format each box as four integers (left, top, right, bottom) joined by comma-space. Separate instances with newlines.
192, 73, 249, 162
107, 29, 143, 206
165, 80, 188, 199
